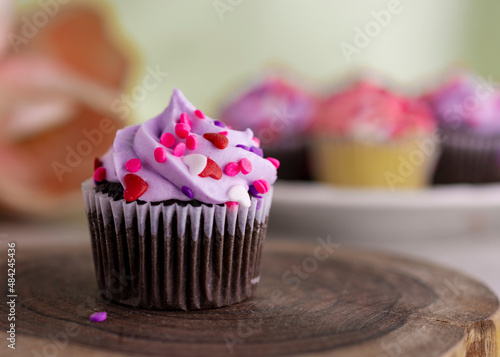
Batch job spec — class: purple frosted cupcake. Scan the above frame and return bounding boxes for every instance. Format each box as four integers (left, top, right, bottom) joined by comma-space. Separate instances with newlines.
82, 89, 278, 310
426, 74, 500, 184
219, 74, 318, 180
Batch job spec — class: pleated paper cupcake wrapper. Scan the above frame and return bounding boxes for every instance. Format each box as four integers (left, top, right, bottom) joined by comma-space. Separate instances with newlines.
433, 130, 500, 184
82, 179, 272, 311
310, 136, 439, 189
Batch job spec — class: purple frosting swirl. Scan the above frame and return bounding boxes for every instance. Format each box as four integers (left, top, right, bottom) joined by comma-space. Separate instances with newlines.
100, 89, 278, 204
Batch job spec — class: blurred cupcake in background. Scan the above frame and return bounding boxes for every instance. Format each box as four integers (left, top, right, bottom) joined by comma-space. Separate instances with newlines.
219, 73, 319, 180
310, 80, 438, 190
426, 73, 500, 184
0, 1, 134, 217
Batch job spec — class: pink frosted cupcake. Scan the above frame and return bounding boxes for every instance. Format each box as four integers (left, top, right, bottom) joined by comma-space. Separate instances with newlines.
219, 74, 318, 180
82, 89, 278, 310
310, 81, 438, 190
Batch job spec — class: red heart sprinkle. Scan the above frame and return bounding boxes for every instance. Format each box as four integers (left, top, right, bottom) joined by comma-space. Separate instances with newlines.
123, 174, 148, 202
94, 157, 102, 170
203, 133, 228, 149
199, 158, 222, 180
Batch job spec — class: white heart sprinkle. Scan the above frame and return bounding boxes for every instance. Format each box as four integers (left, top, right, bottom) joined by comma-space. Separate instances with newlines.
183, 154, 207, 176
227, 185, 251, 208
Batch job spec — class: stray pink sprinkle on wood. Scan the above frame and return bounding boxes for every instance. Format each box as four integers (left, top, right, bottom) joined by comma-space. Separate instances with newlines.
125, 158, 141, 172
160, 133, 175, 148
225, 162, 240, 177
89, 312, 107, 322
186, 135, 198, 150
154, 147, 167, 163
173, 142, 186, 157
239, 158, 252, 175
194, 109, 205, 119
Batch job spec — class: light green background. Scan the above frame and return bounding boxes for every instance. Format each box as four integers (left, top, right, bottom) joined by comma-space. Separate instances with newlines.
18, 0, 500, 122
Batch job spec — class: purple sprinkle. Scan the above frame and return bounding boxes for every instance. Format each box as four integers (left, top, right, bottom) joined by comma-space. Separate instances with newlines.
236, 144, 249, 151
250, 147, 264, 157
182, 186, 194, 199
89, 312, 107, 322
248, 185, 262, 198
214, 120, 226, 128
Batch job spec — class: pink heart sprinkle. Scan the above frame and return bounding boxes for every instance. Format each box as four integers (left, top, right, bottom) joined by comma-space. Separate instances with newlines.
194, 109, 205, 119
90, 311, 107, 322
173, 142, 186, 157
253, 179, 270, 194
179, 112, 191, 126
94, 167, 106, 182
219, 131, 228, 136
239, 158, 252, 175
186, 135, 198, 150
125, 158, 141, 172
160, 133, 175, 148
225, 162, 240, 177
266, 157, 280, 169
154, 147, 167, 163
175, 123, 191, 139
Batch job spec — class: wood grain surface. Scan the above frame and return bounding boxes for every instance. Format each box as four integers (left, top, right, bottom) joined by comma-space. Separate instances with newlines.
1, 240, 499, 357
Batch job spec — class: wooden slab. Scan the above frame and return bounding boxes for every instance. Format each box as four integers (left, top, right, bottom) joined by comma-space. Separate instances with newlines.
1, 240, 499, 357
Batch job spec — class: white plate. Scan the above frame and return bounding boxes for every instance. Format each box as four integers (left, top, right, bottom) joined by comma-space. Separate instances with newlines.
269, 182, 500, 242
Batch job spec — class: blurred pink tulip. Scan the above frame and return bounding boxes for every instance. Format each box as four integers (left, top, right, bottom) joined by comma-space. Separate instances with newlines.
0, 1, 132, 217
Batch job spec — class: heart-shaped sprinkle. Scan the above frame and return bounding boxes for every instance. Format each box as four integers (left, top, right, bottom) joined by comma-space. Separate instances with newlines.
186, 135, 198, 150
266, 157, 280, 169
94, 167, 106, 183
239, 158, 252, 175
154, 147, 167, 163
253, 179, 270, 194
227, 185, 251, 208
219, 131, 228, 136
203, 133, 228, 149
183, 154, 207, 176
173, 142, 186, 157
199, 158, 222, 180
125, 158, 141, 172
225, 162, 240, 177
160, 133, 175, 148
94, 157, 102, 170
179, 112, 191, 126
175, 123, 191, 139
123, 174, 148, 202
194, 109, 205, 119
181, 186, 193, 199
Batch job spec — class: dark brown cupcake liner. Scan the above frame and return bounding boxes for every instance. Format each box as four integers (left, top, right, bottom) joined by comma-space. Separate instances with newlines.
82, 179, 272, 310
433, 129, 500, 184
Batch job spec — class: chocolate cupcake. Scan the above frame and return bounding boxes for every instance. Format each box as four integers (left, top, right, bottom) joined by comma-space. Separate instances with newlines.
426, 74, 500, 184
82, 89, 278, 310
